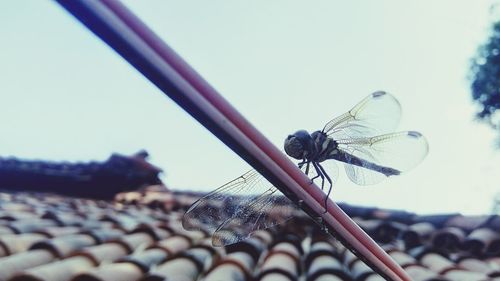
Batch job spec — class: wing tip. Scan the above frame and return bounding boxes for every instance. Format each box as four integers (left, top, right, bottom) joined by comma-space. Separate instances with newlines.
407, 131, 423, 138
212, 230, 242, 247
407, 131, 430, 157
181, 215, 196, 231
211, 238, 224, 247
372, 91, 387, 98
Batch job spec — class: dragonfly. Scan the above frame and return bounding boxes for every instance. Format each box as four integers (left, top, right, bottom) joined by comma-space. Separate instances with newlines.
182, 91, 428, 246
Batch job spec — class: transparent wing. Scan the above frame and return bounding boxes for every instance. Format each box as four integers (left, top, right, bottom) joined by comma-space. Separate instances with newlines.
334, 131, 428, 185
323, 91, 402, 139
319, 160, 339, 191
212, 186, 295, 246
182, 170, 295, 247
211, 163, 340, 246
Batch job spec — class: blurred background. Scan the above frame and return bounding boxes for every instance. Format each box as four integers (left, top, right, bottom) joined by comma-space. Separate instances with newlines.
0, 1, 499, 214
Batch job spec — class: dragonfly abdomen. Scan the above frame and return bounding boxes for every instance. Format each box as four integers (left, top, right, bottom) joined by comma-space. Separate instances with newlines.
330, 151, 401, 177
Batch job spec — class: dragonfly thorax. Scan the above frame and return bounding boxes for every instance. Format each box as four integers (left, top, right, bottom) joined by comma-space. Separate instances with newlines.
284, 130, 337, 162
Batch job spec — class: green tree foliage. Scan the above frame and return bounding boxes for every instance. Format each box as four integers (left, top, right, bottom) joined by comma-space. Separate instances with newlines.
470, 21, 500, 129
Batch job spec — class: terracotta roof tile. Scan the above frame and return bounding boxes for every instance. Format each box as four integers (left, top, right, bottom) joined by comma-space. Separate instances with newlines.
401, 222, 435, 249
72, 262, 144, 281
306, 255, 345, 280
203, 261, 249, 281
223, 251, 257, 273
119, 248, 169, 270
0, 233, 49, 256
0, 225, 15, 236
458, 258, 500, 276
10, 255, 96, 281
430, 227, 466, 253
464, 228, 500, 256
0, 250, 56, 281
308, 274, 349, 281
7, 219, 59, 234
29, 233, 97, 258
261, 250, 300, 277
153, 235, 192, 256
142, 255, 203, 281
75, 242, 130, 264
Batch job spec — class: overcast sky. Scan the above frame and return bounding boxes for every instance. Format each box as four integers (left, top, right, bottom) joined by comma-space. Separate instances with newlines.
0, 1, 498, 214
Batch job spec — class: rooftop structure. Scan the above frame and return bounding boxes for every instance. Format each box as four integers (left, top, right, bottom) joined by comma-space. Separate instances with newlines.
0, 187, 498, 281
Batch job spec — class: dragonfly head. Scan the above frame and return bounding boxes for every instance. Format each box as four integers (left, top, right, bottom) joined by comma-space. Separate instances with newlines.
284, 130, 314, 160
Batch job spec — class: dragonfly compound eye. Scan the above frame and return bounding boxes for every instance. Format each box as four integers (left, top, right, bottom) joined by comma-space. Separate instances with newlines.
284, 136, 303, 159
284, 130, 312, 160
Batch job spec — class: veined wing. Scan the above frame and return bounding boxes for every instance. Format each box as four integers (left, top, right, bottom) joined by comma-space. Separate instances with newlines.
212, 186, 295, 246
333, 131, 428, 185
323, 91, 401, 139
212, 162, 337, 245
182, 170, 295, 246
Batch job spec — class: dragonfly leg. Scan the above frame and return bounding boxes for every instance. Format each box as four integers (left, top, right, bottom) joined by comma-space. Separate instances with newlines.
317, 163, 333, 213
298, 161, 317, 185
304, 162, 311, 176
311, 162, 325, 190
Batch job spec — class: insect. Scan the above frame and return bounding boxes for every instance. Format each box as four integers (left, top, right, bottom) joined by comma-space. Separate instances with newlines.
182, 91, 428, 246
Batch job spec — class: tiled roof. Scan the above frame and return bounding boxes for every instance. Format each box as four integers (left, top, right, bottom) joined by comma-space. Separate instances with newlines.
0, 189, 499, 281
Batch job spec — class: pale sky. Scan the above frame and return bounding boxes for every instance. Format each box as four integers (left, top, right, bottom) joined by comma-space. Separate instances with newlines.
0, 1, 499, 214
